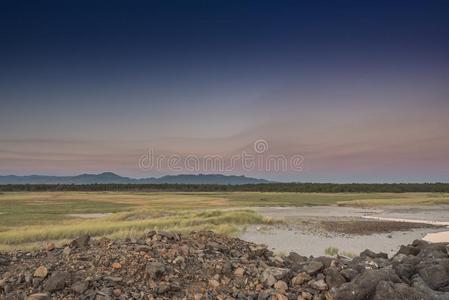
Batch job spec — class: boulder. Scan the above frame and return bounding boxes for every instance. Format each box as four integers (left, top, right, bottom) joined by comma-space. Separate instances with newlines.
328, 268, 401, 300
393, 263, 416, 283
324, 267, 346, 288
412, 275, 449, 300
340, 268, 359, 281
287, 252, 307, 264
44, 271, 70, 292
418, 264, 449, 290
146, 261, 166, 279
303, 261, 324, 275
70, 235, 90, 249
71, 280, 89, 294
373, 281, 426, 300
33, 266, 48, 278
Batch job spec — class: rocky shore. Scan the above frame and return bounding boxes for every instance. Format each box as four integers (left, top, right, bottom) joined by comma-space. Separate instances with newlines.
1, 231, 449, 300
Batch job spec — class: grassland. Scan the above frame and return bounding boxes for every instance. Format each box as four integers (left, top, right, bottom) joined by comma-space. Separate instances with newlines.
0, 191, 448, 251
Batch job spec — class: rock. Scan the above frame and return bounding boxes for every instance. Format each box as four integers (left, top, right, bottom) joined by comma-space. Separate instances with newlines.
261, 272, 276, 287
157, 230, 180, 240
412, 274, 449, 300
71, 280, 89, 294
393, 263, 416, 283
412, 239, 430, 250
303, 261, 324, 275
340, 268, 358, 281
62, 246, 72, 256
70, 235, 90, 248
298, 291, 313, 300
324, 267, 346, 288
1, 231, 449, 300
43, 271, 70, 292
309, 279, 328, 291
360, 249, 388, 259
275, 293, 288, 300
249, 244, 268, 255
33, 266, 48, 278
222, 261, 233, 275
287, 252, 307, 264
193, 294, 203, 300
27, 294, 50, 300
262, 267, 290, 281
172, 255, 185, 264
418, 243, 449, 259
146, 261, 166, 279
418, 264, 449, 290
234, 267, 245, 277
291, 272, 311, 286
155, 282, 171, 294
45, 242, 55, 251
373, 281, 426, 300
111, 262, 122, 269
274, 280, 288, 293
104, 276, 122, 282
396, 245, 420, 256
208, 279, 220, 288
0, 254, 10, 266
207, 241, 228, 253
329, 268, 401, 300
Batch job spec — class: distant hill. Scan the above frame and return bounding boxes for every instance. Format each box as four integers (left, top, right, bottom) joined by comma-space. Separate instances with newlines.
0, 172, 271, 185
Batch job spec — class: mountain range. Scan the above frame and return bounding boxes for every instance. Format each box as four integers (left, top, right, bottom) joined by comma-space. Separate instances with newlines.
0, 172, 271, 185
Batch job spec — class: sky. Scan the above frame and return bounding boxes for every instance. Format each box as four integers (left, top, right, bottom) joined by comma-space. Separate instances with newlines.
0, 0, 448, 182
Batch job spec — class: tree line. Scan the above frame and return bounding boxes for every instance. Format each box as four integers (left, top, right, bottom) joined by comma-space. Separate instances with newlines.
1, 183, 449, 193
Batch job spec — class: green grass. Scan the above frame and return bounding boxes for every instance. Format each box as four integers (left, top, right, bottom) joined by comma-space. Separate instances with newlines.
0, 191, 448, 251
324, 246, 339, 256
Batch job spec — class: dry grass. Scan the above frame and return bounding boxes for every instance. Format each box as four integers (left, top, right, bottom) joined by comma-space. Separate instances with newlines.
0, 209, 277, 251
0, 191, 448, 251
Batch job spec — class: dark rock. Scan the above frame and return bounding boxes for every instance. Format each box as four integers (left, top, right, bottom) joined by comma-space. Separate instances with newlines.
418, 264, 449, 290
71, 280, 89, 294
0, 255, 10, 266
303, 261, 324, 275
324, 267, 346, 288
206, 241, 228, 253
287, 252, 307, 264
393, 263, 416, 283
412, 239, 430, 250
157, 231, 180, 240
340, 268, 359, 281
314, 256, 334, 268
261, 267, 290, 280
70, 235, 90, 249
146, 261, 166, 279
44, 271, 70, 292
360, 249, 387, 259
418, 243, 449, 260
155, 283, 171, 294
397, 245, 420, 256
329, 268, 401, 300
412, 275, 449, 300
373, 281, 426, 300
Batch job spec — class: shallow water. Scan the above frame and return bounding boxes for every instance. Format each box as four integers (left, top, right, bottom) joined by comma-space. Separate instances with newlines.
240, 205, 449, 256
241, 226, 439, 257
67, 213, 112, 219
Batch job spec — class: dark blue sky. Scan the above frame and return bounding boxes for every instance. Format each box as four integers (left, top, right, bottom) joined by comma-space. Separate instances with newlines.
1, 1, 448, 182
1, 1, 448, 67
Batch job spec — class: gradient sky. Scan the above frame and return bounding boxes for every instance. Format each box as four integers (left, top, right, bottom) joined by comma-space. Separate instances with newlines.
1, 0, 448, 182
